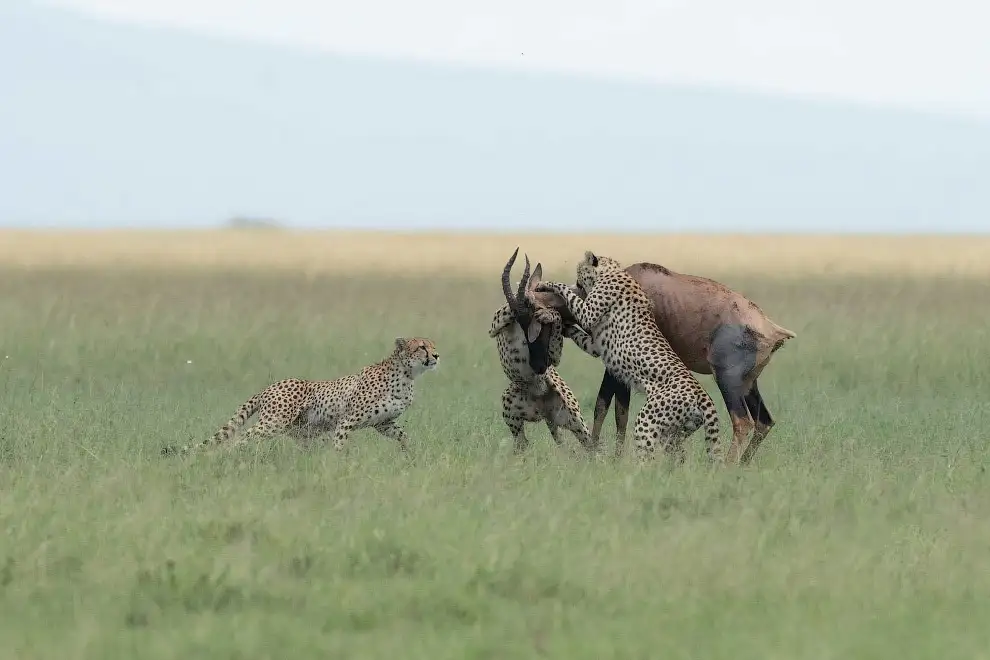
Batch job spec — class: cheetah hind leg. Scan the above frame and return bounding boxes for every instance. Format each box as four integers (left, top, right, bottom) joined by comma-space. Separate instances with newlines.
544, 374, 601, 457
230, 415, 290, 449
565, 411, 599, 458
551, 396, 602, 459
698, 390, 724, 465
633, 388, 699, 465
502, 384, 542, 454
544, 418, 564, 446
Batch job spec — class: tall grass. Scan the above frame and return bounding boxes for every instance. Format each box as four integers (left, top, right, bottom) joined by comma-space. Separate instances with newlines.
1, 252, 988, 658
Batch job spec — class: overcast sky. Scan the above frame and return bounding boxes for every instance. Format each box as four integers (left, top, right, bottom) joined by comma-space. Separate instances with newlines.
3, 1, 988, 232
45, 0, 990, 118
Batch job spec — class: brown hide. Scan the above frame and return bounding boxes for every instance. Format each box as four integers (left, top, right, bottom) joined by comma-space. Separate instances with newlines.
531, 289, 578, 325
537, 263, 795, 376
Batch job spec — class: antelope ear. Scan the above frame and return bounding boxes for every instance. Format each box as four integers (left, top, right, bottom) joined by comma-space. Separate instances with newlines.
528, 263, 543, 290
526, 319, 542, 343
583, 250, 598, 267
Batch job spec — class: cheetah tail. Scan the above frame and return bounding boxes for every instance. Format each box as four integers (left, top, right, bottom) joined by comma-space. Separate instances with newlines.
160, 392, 264, 458
210, 392, 264, 445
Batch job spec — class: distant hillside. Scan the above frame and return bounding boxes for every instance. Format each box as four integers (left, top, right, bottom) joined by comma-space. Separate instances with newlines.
2, 2, 989, 232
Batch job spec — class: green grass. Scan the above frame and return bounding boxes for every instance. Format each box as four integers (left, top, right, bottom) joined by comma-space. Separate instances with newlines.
2, 268, 989, 659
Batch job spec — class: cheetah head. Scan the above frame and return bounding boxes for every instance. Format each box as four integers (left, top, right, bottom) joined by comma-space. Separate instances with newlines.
394, 337, 440, 374
575, 250, 622, 296
501, 247, 555, 375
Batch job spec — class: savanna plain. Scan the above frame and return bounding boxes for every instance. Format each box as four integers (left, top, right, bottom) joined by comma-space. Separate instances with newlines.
2, 232, 989, 660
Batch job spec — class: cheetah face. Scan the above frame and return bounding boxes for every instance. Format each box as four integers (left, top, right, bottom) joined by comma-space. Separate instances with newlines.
395, 337, 440, 373
575, 250, 622, 296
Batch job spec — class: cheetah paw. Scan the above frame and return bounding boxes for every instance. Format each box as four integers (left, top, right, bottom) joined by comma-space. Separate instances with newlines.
533, 307, 560, 325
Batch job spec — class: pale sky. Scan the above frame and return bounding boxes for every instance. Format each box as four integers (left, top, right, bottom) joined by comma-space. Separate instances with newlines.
4, 0, 988, 231
44, 0, 990, 119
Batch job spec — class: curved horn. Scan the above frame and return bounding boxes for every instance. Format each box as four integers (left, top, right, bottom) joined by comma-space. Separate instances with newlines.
502, 247, 521, 312
516, 254, 531, 305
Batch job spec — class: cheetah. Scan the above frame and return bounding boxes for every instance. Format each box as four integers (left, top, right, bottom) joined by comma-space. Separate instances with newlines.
489, 248, 601, 455
161, 337, 439, 456
536, 251, 722, 463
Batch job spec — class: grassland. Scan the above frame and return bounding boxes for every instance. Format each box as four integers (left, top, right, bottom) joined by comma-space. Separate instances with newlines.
4, 230, 990, 279
1, 231, 989, 659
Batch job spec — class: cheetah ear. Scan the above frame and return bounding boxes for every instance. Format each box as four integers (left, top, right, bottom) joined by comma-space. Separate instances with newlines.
394, 337, 407, 350
526, 319, 542, 343
583, 250, 598, 267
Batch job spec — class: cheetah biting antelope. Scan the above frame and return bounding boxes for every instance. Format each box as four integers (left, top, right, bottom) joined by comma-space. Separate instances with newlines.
489, 248, 601, 455
161, 337, 439, 456
536, 251, 722, 463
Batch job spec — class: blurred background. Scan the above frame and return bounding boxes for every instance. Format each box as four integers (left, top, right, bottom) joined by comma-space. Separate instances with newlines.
2, 0, 989, 234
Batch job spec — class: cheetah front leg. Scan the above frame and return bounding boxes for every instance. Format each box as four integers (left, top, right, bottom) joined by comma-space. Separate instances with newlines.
562, 323, 601, 359
535, 282, 614, 335
330, 416, 360, 452
489, 303, 515, 338
373, 419, 410, 452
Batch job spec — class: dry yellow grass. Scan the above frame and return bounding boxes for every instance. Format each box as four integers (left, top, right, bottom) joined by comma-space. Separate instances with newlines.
1, 229, 987, 278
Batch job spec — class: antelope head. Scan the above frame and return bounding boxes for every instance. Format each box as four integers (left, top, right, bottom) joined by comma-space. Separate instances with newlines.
501, 247, 555, 375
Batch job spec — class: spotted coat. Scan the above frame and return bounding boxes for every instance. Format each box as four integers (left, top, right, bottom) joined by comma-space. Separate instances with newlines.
163, 337, 439, 455
537, 252, 722, 462
489, 301, 601, 454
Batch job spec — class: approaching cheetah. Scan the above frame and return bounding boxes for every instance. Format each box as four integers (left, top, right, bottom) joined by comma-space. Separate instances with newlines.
490, 248, 600, 455
162, 337, 439, 455
537, 251, 722, 463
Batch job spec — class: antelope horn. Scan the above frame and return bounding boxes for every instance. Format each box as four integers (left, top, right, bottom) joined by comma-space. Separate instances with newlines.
516, 254, 531, 307
502, 247, 521, 313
